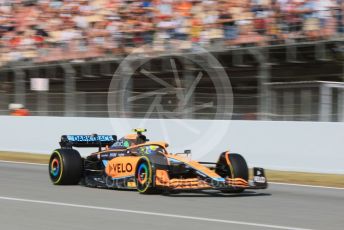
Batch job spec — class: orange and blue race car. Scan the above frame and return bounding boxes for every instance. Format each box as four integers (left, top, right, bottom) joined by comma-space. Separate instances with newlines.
49, 129, 268, 194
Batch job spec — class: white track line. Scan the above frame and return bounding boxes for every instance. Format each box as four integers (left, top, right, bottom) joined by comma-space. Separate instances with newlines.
0, 195, 312, 230
269, 182, 344, 190
0, 160, 47, 166
1, 160, 343, 190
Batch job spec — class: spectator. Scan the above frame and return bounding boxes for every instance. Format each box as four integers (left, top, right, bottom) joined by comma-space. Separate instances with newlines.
218, 8, 238, 42
9, 103, 30, 116
300, 0, 321, 39
0, 0, 342, 66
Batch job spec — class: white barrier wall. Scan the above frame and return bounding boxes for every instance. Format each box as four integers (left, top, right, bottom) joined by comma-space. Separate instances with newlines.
0, 116, 343, 174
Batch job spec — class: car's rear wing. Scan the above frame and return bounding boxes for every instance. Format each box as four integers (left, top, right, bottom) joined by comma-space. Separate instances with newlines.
60, 135, 117, 149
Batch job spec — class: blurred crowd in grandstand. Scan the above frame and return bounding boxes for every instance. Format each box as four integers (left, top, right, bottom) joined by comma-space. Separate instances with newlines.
0, 0, 343, 66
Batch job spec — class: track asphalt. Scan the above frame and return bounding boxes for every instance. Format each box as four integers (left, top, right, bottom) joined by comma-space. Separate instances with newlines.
0, 161, 343, 230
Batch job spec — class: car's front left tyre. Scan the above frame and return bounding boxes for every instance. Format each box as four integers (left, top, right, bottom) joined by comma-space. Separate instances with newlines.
135, 157, 161, 194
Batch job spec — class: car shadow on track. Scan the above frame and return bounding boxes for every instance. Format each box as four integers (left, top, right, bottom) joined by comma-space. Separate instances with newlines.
80, 185, 271, 197
162, 190, 271, 198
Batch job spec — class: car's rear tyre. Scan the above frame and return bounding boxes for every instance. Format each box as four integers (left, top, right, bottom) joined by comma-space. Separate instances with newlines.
135, 157, 160, 194
216, 153, 248, 193
49, 149, 83, 185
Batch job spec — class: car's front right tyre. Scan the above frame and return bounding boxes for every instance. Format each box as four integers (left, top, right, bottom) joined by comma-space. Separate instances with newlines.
216, 152, 249, 193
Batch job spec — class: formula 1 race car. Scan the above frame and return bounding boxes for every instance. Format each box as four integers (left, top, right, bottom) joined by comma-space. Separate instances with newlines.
49, 129, 268, 194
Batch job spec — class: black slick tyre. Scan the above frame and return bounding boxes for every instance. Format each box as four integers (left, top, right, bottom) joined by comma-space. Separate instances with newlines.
49, 149, 83, 185
135, 157, 160, 194
216, 153, 249, 193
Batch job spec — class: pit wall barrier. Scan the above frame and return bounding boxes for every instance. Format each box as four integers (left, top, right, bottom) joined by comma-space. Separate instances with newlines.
0, 116, 343, 174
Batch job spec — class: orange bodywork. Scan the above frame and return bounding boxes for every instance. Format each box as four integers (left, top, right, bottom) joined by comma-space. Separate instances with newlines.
155, 169, 212, 190
155, 153, 221, 190
129, 141, 169, 149
124, 133, 137, 140
226, 178, 249, 187
101, 140, 249, 189
105, 156, 140, 178
167, 154, 219, 178
155, 151, 250, 190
